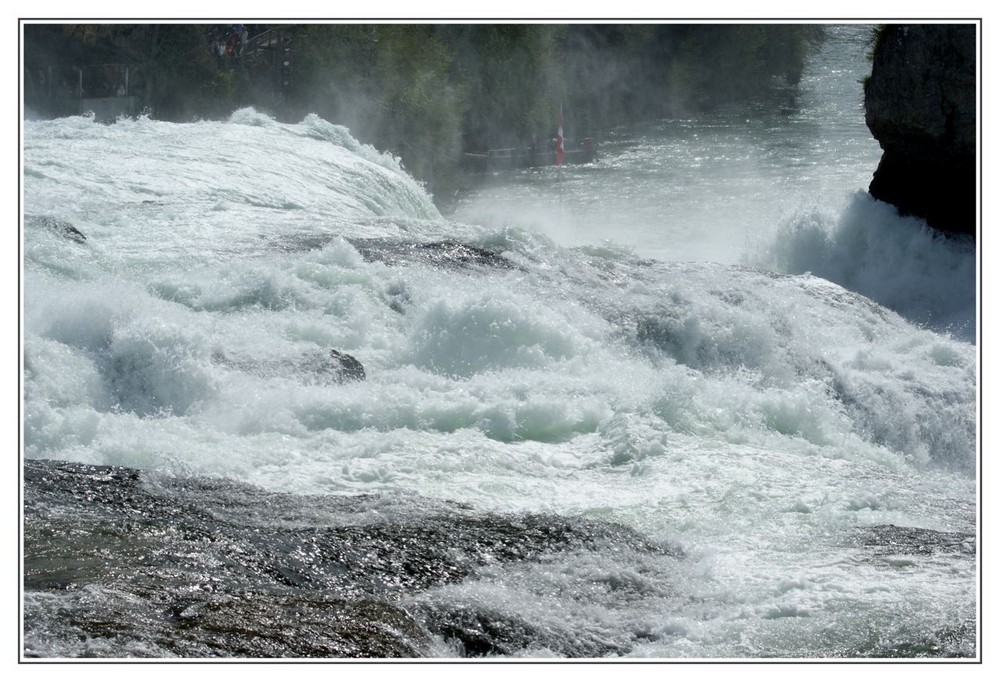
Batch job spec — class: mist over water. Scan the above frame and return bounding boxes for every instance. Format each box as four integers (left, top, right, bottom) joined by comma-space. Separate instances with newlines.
450, 25, 976, 341
22, 24, 977, 659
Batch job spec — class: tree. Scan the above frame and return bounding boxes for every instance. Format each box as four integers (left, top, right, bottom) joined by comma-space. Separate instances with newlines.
24, 22, 827, 190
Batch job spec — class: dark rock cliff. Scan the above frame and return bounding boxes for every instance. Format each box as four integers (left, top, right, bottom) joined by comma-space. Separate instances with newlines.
864, 24, 976, 238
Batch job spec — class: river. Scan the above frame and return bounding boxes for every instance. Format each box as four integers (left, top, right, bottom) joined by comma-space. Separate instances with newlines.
22, 24, 977, 659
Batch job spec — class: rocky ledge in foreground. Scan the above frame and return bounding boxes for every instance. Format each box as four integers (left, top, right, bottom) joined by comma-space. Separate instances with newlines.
23, 458, 675, 658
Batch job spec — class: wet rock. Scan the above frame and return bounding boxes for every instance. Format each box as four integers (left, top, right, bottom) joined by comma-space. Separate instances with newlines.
417, 604, 541, 657
848, 619, 977, 659
23, 459, 673, 658
864, 25, 976, 237
26, 214, 87, 243
328, 349, 366, 382
212, 348, 365, 384
289, 348, 365, 383
414, 602, 632, 658
160, 594, 432, 657
350, 238, 514, 270
857, 524, 976, 556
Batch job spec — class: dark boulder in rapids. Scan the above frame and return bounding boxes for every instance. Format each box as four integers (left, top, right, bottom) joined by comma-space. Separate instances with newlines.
212, 349, 365, 384
26, 214, 87, 243
293, 348, 366, 383
864, 24, 976, 238
350, 238, 515, 271
326, 349, 366, 382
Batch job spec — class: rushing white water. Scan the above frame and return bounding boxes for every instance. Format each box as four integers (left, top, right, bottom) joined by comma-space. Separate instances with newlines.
451, 25, 977, 343
22, 25, 978, 658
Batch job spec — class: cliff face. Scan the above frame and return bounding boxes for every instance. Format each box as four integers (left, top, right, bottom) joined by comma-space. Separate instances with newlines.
864, 24, 976, 238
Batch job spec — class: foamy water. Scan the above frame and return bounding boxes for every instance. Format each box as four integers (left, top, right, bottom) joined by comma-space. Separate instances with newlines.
22, 25, 978, 659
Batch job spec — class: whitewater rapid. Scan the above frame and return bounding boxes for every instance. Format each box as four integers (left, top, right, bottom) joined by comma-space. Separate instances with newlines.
21, 26, 978, 659
22, 106, 977, 658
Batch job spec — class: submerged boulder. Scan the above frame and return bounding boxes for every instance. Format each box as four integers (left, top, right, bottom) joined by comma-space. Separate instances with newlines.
212, 349, 366, 384
864, 24, 976, 237
350, 238, 514, 270
294, 349, 366, 383
26, 214, 87, 243
328, 349, 366, 382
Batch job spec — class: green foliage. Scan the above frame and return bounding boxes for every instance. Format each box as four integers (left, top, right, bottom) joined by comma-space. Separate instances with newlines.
866, 24, 888, 61
24, 24, 236, 118
288, 24, 379, 122
148, 25, 228, 119
372, 26, 465, 181
434, 25, 565, 149
665, 25, 824, 112
286, 25, 466, 183
560, 25, 659, 130
24, 22, 826, 190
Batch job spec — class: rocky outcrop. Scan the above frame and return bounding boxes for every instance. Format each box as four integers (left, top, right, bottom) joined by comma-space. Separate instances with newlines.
350, 238, 515, 270
864, 24, 976, 237
24, 459, 676, 658
327, 349, 366, 382
26, 214, 87, 243
212, 348, 366, 385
